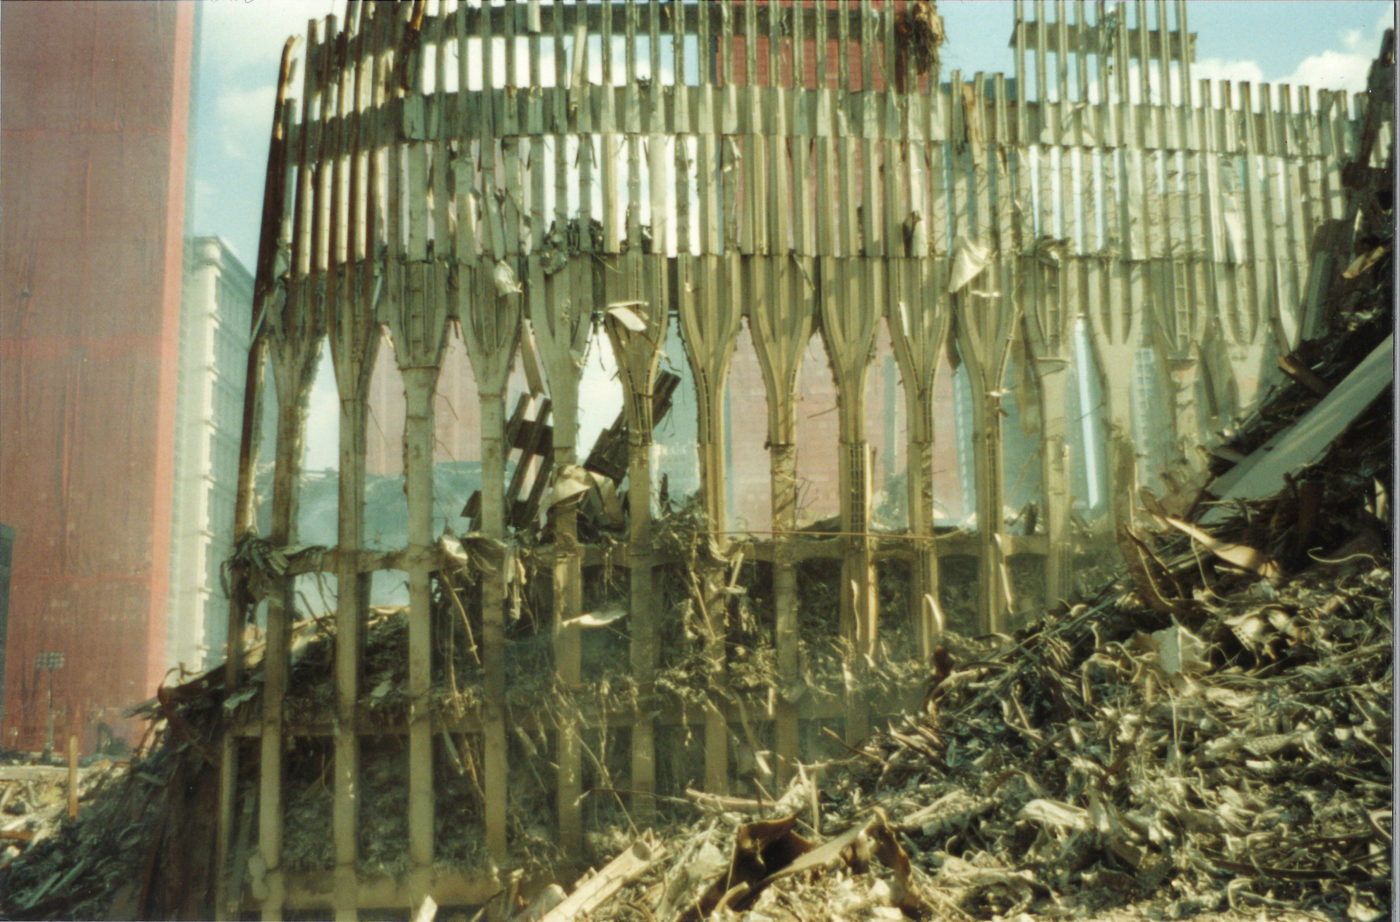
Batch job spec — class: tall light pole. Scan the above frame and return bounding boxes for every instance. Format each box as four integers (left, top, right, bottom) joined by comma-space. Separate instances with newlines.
35, 651, 63, 758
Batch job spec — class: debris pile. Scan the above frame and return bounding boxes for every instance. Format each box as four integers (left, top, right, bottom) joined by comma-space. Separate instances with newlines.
560, 530, 1390, 921
0, 25, 1390, 915
896, 0, 947, 87
0, 739, 219, 919
521, 129, 1395, 922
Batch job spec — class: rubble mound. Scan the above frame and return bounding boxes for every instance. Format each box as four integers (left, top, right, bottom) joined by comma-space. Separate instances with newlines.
545, 155, 1395, 921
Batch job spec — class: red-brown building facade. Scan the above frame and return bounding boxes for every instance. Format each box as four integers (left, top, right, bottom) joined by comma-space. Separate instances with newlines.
1, 2, 194, 752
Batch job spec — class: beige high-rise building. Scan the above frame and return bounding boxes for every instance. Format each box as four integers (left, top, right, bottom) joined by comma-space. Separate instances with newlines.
167, 237, 251, 673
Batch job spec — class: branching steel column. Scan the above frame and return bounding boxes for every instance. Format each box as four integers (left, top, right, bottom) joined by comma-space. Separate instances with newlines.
257, 14, 329, 917
819, 257, 881, 743
258, 348, 319, 922
678, 253, 742, 797
218, 29, 295, 910
750, 255, 814, 786
888, 258, 953, 657
459, 268, 520, 865
532, 252, 592, 832
326, 4, 375, 917
385, 259, 449, 901
605, 270, 669, 811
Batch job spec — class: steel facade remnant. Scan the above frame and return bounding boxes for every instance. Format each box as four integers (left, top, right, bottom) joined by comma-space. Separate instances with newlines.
222, 1, 1380, 916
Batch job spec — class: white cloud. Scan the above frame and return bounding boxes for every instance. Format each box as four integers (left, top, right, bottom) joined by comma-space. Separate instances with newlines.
1280, 11, 1390, 96
1284, 49, 1371, 95
1190, 57, 1266, 104
1192, 58, 1266, 86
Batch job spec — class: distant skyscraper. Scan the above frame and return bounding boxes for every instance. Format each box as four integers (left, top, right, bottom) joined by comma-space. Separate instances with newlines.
0, 1, 194, 751
168, 237, 252, 673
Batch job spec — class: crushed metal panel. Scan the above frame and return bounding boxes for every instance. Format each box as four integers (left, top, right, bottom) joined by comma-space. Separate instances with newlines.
1206, 334, 1393, 510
